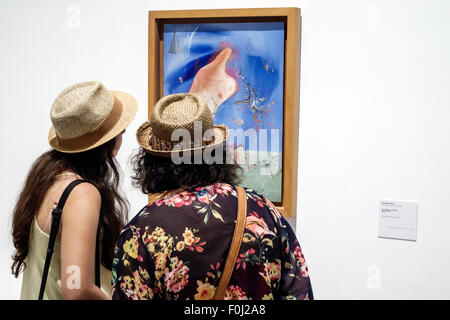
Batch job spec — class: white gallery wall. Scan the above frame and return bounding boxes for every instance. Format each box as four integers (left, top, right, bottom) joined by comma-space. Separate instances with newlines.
1, 0, 449, 299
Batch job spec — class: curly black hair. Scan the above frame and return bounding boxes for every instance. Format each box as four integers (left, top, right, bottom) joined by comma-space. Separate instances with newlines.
131, 147, 243, 194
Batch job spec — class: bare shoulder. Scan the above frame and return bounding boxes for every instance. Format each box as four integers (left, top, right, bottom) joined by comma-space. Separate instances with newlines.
69, 182, 101, 201
63, 182, 101, 215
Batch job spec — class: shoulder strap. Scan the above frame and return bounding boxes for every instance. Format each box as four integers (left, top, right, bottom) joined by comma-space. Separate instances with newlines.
38, 179, 100, 300
213, 185, 247, 300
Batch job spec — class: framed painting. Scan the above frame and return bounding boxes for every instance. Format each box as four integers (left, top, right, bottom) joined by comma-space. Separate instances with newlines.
149, 8, 301, 217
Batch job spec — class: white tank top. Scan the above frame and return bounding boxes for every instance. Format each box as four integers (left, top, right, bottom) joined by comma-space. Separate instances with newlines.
20, 217, 112, 300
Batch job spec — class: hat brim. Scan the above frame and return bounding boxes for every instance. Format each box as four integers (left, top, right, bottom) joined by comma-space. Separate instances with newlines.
48, 90, 138, 153
136, 121, 229, 157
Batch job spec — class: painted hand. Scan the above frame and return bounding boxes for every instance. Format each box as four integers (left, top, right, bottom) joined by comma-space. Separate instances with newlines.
189, 48, 237, 116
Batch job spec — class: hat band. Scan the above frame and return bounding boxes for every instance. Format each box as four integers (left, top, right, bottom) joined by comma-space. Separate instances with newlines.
56, 96, 123, 149
148, 127, 216, 152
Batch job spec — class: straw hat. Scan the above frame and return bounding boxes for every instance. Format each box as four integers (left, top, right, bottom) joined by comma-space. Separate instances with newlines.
136, 93, 229, 156
48, 81, 138, 153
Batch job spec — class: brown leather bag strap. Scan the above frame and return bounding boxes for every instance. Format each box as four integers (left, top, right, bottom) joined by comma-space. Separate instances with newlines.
213, 185, 247, 300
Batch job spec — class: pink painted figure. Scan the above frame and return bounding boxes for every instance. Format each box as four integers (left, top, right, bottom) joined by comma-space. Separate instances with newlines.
189, 47, 237, 116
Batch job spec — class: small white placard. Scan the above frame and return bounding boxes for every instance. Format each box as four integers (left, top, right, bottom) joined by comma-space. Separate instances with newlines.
378, 200, 418, 241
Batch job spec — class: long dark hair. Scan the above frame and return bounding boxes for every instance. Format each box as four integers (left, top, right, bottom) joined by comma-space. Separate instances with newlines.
11, 138, 128, 277
131, 146, 243, 194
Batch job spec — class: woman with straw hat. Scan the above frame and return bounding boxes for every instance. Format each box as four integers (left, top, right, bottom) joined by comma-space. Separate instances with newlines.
11, 81, 137, 300
112, 93, 313, 300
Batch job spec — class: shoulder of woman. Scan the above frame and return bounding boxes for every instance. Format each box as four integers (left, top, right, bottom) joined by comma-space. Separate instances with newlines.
242, 187, 283, 219
63, 182, 101, 212
70, 182, 101, 200
59, 182, 102, 227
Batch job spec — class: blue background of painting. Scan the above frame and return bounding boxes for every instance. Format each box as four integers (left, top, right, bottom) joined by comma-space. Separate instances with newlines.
163, 22, 285, 152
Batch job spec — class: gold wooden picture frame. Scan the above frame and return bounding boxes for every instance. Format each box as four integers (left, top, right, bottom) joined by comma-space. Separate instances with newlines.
148, 8, 301, 217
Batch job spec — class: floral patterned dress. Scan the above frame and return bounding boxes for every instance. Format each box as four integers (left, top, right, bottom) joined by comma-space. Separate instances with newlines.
112, 183, 313, 300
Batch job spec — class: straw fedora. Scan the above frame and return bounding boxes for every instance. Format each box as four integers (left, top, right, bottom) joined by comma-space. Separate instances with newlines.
48, 81, 138, 153
136, 93, 229, 156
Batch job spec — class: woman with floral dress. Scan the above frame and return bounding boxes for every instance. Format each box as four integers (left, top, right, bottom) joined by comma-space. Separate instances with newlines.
111, 93, 313, 300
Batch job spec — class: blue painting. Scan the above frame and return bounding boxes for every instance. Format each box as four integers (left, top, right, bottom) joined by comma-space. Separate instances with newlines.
163, 22, 285, 202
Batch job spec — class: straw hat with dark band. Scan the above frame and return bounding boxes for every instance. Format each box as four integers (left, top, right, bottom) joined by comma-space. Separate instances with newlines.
136, 93, 229, 156
48, 81, 138, 153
